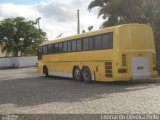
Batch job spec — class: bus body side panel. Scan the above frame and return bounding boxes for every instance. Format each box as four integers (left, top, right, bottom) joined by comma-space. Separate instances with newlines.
41, 49, 115, 82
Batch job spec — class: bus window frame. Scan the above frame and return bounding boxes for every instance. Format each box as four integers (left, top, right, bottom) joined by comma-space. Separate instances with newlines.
40, 32, 113, 55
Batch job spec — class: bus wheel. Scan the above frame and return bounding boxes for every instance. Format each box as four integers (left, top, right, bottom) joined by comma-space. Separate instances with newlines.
43, 66, 49, 77
73, 67, 83, 81
82, 66, 92, 83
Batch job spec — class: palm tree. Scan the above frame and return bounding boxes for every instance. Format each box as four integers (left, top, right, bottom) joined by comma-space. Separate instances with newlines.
88, 0, 120, 28
88, 0, 144, 28
88, 25, 94, 31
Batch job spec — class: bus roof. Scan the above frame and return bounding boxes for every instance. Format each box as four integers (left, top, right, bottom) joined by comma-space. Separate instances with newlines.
39, 24, 149, 46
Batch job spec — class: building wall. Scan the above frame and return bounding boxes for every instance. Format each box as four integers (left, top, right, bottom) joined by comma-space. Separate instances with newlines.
0, 47, 6, 57
0, 56, 37, 68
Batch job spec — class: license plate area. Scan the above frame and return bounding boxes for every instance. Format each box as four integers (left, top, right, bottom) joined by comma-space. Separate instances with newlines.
137, 66, 144, 70
132, 57, 149, 73
132, 56, 151, 79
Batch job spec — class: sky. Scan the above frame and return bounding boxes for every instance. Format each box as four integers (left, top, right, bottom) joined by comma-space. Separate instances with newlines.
0, 0, 103, 40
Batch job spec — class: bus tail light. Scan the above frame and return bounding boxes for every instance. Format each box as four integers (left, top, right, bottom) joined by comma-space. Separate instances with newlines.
122, 54, 127, 66
105, 62, 112, 77
153, 66, 157, 71
118, 68, 127, 73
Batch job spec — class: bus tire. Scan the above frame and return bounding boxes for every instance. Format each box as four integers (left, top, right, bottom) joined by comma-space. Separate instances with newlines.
82, 66, 92, 83
43, 66, 49, 77
73, 66, 83, 81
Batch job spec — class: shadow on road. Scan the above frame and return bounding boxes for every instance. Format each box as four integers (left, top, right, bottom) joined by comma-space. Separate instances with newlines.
0, 76, 159, 107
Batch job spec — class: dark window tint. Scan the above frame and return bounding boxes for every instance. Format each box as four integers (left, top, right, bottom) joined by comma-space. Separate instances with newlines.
42, 46, 45, 54
47, 45, 49, 54
43, 45, 47, 54
94, 35, 102, 49
63, 42, 68, 52
77, 39, 82, 51
50, 44, 53, 53
48, 44, 52, 54
83, 38, 89, 50
45, 46, 48, 54
45, 45, 48, 54
52, 44, 54, 53
72, 40, 76, 52
54, 43, 59, 53
89, 37, 93, 50
102, 33, 113, 49
59, 43, 63, 52
38, 47, 42, 60
68, 41, 71, 52
41, 32, 113, 55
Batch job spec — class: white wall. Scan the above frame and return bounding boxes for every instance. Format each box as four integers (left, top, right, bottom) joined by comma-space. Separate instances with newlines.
0, 56, 37, 68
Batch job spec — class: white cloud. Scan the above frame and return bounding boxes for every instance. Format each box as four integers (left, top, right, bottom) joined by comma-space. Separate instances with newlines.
36, 1, 76, 22
0, 3, 38, 20
0, 0, 103, 40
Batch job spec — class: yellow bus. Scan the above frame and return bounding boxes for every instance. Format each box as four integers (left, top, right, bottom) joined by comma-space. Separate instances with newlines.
37, 24, 158, 82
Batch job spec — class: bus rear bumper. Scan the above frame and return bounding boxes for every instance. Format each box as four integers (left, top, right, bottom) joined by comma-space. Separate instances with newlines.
132, 72, 151, 80
113, 72, 158, 82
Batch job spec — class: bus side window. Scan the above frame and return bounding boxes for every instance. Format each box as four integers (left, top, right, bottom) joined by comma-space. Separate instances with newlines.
63, 42, 68, 52
72, 40, 77, 52
89, 37, 93, 50
77, 39, 82, 51
45, 45, 48, 54
43, 45, 47, 54
83, 38, 89, 51
42, 46, 45, 54
68, 41, 72, 52
54, 43, 59, 53
48, 44, 52, 54
38, 47, 42, 60
47, 45, 49, 54
108, 33, 113, 49
52, 44, 54, 53
51, 44, 53, 54
94, 35, 102, 50
51, 44, 54, 54
102, 32, 113, 49
59, 43, 63, 53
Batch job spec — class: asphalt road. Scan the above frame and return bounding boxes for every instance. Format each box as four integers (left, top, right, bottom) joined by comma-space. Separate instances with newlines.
0, 67, 160, 114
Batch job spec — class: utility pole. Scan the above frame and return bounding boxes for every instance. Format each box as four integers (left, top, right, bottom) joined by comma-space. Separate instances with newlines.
37, 17, 41, 30
36, 17, 41, 40
77, 9, 80, 34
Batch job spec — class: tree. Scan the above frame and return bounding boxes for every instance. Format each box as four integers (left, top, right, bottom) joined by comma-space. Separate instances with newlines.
0, 17, 47, 56
82, 30, 86, 33
88, 25, 94, 31
88, 0, 158, 27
